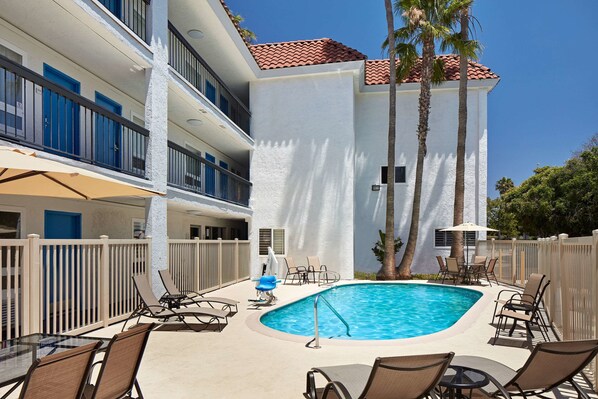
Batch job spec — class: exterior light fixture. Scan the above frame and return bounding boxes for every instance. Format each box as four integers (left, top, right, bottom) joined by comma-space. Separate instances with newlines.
187, 29, 204, 39
186, 119, 203, 126
371, 184, 381, 191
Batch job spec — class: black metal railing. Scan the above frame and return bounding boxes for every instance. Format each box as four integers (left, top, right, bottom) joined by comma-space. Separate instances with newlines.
167, 142, 251, 207
99, 0, 150, 43
0, 55, 149, 178
168, 22, 251, 136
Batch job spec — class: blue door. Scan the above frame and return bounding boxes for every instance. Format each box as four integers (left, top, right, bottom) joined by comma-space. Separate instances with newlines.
43, 211, 82, 321
205, 153, 215, 196
43, 64, 80, 157
99, 0, 122, 18
95, 92, 122, 168
205, 81, 216, 104
219, 160, 228, 200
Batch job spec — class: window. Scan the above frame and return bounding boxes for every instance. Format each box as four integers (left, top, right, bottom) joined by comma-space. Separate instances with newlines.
205, 80, 216, 104
259, 228, 285, 255
435, 229, 476, 247
0, 210, 22, 239
132, 219, 146, 239
381, 166, 406, 184
0, 43, 23, 134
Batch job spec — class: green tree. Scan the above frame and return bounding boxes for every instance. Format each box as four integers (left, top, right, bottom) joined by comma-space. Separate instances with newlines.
232, 14, 257, 43
388, 0, 471, 278
487, 196, 518, 238
495, 177, 514, 196
378, 0, 399, 280
449, 5, 481, 260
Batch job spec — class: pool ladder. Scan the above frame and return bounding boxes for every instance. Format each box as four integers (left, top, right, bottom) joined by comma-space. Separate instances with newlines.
306, 293, 350, 349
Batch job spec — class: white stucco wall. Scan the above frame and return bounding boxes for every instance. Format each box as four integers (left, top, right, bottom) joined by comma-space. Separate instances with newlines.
250, 71, 357, 278
354, 87, 489, 273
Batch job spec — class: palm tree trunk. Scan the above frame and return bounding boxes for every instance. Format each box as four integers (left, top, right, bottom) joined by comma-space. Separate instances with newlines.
378, 0, 397, 280
450, 9, 469, 260
397, 36, 435, 278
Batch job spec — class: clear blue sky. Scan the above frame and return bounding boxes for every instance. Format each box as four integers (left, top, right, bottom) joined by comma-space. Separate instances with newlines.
226, 0, 598, 197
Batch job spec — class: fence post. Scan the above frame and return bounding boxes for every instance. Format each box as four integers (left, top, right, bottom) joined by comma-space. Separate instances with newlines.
491, 238, 495, 259
27, 234, 41, 334
218, 238, 223, 288
145, 236, 152, 286
559, 233, 570, 339
498, 249, 503, 280
234, 238, 239, 282
520, 250, 526, 284
99, 235, 110, 328
592, 229, 598, 391
511, 238, 517, 285
194, 237, 201, 292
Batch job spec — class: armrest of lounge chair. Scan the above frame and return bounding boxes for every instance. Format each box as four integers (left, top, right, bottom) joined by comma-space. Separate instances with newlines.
321, 381, 351, 399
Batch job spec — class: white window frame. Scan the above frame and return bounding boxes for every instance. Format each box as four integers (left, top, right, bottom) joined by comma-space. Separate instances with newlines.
0, 40, 26, 137
0, 205, 25, 239
259, 228, 286, 256
132, 218, 146, 239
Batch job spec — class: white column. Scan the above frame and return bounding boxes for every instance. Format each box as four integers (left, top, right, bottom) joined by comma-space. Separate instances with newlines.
144, 0, 169, 295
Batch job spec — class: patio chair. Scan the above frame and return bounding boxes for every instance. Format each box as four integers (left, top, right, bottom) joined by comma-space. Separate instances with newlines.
124, 274, 229, 332
468, 256, 487, 285
19, 341, 101, 399
306, 256, 340, 285
491, 273, 545, 325
493, 279, 551, 343
283, 256, 308, 285
482, 257, 499, 286
83, 323, 154, 399
304, 352, 454, 399
435, 256, 448, 281
452, 339, 598, 398
158, 269, 238, 314
441, 257, 463, 285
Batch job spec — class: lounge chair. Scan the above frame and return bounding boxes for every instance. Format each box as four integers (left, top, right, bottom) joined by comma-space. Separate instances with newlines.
436, 256, 448, 281
305, 352, 454, 399
491, 273, 545, 325
84, 323, 154, 399
124, 274, 229, 332
452, 339, 598, 398
18, 341, 101, 399
494, 279, 551, 343
158, 269, 238, 314
283, 257, 307, 285
442, 257, 463, 285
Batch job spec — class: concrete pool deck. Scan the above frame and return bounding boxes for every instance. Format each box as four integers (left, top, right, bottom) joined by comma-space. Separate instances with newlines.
3, 279, 595, 398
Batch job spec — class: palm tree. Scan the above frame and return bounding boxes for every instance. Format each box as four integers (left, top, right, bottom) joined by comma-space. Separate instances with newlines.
496, 177, 515, 196
232, 14, 257, 43
377, 0, 398, 280
449, 6, 481, 259
391, 0, 472, 278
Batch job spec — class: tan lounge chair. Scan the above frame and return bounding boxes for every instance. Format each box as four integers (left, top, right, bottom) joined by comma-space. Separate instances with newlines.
435, 256, 448, 281
283, 257, 307, 285
307, 256, 340, 285
452, 339, 598, 398
19, 341, 101, 399
158, 269, 238, 314
304, 352, 454, 399
84, 323, 154, 399
442, 257, 463, 285
124, 274, 228, 332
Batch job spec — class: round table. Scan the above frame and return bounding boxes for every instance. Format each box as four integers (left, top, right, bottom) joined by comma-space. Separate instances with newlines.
161, 293, 186, 309
438, 365, 489, 399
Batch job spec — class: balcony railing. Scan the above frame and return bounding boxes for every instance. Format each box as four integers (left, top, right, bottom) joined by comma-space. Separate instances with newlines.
168, 22, 251, 136
0, 54, 149, 179
167, 141, 251, 207
98, 0, 150, 43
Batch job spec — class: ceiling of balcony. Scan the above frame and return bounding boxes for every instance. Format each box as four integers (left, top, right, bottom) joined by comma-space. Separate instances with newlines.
168, 0, 258, 105
0, 0, 151, 103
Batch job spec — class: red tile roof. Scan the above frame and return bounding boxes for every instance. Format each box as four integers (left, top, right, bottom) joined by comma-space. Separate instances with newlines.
249, 38, 367, 70
365, 55, 499, 85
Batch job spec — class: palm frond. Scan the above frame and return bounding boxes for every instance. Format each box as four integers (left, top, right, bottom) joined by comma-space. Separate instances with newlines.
431, 57, 446, 85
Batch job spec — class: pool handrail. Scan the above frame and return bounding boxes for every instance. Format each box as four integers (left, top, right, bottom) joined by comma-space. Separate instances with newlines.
310, 293, 350, 349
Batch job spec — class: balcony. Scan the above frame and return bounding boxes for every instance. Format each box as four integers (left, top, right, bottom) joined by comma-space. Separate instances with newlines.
0, 55, 149, 179
168, 23, 251, 136
98, 0, 150, 43
167, 142, 251, 207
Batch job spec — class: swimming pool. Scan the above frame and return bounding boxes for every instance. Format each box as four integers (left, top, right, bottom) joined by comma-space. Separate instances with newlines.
260, 283, 482, 340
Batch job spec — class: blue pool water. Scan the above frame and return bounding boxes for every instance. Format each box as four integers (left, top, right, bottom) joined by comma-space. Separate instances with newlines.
260, 283, 482, 340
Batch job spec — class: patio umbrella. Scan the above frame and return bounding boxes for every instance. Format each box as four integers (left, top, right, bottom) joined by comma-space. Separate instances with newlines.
264, 246, 279, 276
440, 222, 498, 266
0, 146, 163, 199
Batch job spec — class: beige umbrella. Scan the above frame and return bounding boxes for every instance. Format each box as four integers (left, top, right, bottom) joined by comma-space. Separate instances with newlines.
0, 146, 163, 199
441, 222, 498, 265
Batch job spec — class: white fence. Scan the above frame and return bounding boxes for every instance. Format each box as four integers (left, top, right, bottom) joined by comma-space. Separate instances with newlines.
1, 235, 251, 340
477, 231, 598, 387
168, 238, 251, 294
